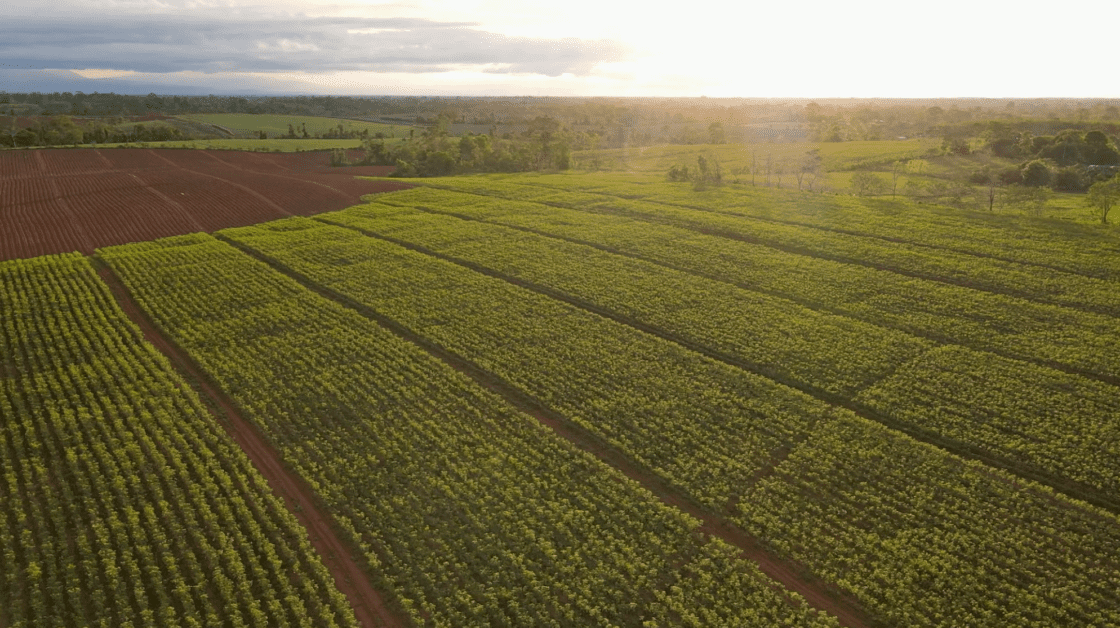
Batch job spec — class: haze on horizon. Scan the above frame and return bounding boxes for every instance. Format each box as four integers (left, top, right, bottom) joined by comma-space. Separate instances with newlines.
3, 0, 1118, 98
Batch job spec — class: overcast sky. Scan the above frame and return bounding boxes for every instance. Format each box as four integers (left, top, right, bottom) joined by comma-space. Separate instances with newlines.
3, 0, 1118, 97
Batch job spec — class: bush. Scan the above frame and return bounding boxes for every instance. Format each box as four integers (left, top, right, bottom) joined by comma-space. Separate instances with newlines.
1021, 160, 1051, 187
1053, 166, 1089, 192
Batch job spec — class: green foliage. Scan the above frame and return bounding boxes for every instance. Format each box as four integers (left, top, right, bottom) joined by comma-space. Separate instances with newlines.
226, 202, 1120, 628
102, 233, 839, 628
0, 253, 357, 628
850, 171, 887, 196
1021, 159, 1052, 187
1004, 183, 1053, 216
1086, 176, 1120, 224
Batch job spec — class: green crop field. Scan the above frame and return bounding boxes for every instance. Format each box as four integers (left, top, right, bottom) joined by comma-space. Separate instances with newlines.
176, 113, 411, 138
4, 164, 1120, 628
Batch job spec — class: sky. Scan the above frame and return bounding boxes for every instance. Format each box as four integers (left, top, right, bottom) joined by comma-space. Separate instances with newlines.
3, 0, 1118, 97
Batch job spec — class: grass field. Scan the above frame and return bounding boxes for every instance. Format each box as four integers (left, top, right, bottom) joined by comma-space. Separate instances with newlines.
4, 155, 1120, 627
177, 113, 411, 138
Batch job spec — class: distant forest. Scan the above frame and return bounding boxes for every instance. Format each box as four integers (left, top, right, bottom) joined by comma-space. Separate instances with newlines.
5, 91, 1118, 147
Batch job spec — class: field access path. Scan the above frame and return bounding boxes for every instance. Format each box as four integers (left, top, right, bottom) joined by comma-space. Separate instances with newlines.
0, 148, 409, 262
220, 235, 878, 628
93, 259, 406, 628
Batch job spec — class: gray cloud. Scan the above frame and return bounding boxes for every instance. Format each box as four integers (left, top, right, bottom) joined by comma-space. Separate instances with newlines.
0, 16, 631, 76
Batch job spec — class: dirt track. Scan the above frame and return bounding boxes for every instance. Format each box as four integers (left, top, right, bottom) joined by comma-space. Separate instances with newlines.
0, 148, 409, 262
96, 262, 404, 628
235, 245, 878, 628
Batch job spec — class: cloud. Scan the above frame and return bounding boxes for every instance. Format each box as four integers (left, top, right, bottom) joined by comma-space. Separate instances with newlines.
0, 15, 631, 76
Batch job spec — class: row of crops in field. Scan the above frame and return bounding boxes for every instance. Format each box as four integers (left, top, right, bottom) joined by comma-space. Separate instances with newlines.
99, 234, 838, 628
316, 204, 1120, 505
486, 179, 1120, 316
0, 254, 356, 628
465, 170, 1120, 281
372, 184, 1120, 386
5, 169, 1120, 628
215, 215, 1120, 627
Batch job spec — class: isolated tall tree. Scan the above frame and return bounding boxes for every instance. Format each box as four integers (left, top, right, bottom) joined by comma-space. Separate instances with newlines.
797, 150, 822, 191
1086, 176, 1120, 224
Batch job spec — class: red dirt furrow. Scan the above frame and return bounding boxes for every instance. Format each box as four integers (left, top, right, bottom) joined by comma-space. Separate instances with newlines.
0, 148, 409, 262
249, 253, 878, 628
95, 262, 405, 628
0, 151, 41, 179
126, 173, 208, 233
0, 178, 55, 207
38, 149, 112, 177
97, 148, 172, 172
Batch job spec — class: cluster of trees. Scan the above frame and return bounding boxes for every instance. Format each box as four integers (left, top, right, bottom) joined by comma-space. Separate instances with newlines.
1, 114, 188, 147
337, 114, 588, 176
669, 150, 822, 193
971, 128, 1120, 193
667, 155, 723, 190
806, 98, 1120, 142
282, 122, 373, 140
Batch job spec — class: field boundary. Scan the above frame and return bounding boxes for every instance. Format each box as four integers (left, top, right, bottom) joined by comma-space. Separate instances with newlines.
92, 258, 406, 628
324, 216, 1120, 517
218, 233, 881, 628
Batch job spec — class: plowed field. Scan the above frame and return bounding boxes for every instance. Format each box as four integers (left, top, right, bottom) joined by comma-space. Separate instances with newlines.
0, 148, 407, 261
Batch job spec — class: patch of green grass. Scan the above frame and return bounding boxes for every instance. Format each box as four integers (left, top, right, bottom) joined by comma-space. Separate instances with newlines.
573, 139, 938, 174
177, 114, 410, 139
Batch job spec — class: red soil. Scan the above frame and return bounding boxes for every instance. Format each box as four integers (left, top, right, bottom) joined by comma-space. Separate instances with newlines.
0, 149, 408, 262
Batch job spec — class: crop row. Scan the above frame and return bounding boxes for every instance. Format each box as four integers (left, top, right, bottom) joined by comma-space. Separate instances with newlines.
0, 253, 356, 628
320, 205, 1120, 504
100, 233, 838, 628
223, 217, 1120, 627
371, 185, 1120, 384
462, 173, 1120, 283
498, 178, 1120, 317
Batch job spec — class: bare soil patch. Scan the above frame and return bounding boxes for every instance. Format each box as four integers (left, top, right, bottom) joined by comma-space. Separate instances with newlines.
0, 149, 409, 262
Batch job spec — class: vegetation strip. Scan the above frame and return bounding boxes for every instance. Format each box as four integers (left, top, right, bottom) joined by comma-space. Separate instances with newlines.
391, 184, 1120, 387
519, 177, 1120, 293
221, 217, 1120, 628
93, 260, 404, 628
320, 211, 1120, 514
104, 233, 841, 627
0, 253, 359, 628
577, 190, 1120, 317
221, 231, 876, 628
512, 172, 1120, 283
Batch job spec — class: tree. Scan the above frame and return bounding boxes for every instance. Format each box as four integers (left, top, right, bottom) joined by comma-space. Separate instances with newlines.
1086, 177, 1120, 224
1004, 184, 1051, 217
851, 171, 886, 196
891, 160, 904, 196
1021, 160, 1051, 187
708, 122, 725, 144
795, 150, 822, 191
